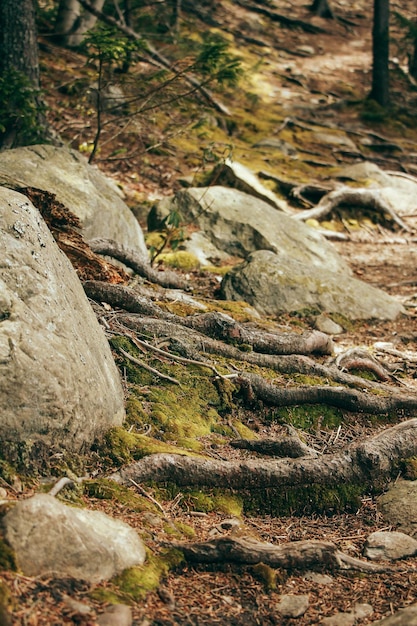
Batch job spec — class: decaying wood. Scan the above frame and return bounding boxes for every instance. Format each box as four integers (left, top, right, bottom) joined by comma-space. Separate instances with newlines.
171, 535, 395, 573
109, 418, 417, 489
89, 237, 189, 290
294, 187, 410, 231
19, 188, 128, 283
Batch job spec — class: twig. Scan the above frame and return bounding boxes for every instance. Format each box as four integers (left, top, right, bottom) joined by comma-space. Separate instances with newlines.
48, 477, 74, 497
118, 347, 181, 385
128, 477, 167, 516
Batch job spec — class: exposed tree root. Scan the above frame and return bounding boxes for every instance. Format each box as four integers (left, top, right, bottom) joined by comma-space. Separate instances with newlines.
237, 372, 417, 414
89, 237, 189, 290
230, 427, 318, 458
83, 281, 334, 355
108, 312, 398, 393
294, 187, 410, 231
109, 418, 417, 489
170, 535, 399, 573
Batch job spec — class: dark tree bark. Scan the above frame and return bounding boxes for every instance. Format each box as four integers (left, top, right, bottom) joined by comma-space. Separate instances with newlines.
369, 0, 390, 107
54, 0, 104, 47
410, 28, 417, 80
309, 0, 334, 19
0, 0, 49, 148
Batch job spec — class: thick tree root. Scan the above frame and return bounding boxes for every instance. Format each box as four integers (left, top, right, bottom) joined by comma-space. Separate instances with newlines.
294, 187, 410, 231
116, 313, 395, 393
238, 372, 417, 414
170, 536, 398, 573
89, 237, 189, 290
83, 281, 334, 355
109, 418, 417, 489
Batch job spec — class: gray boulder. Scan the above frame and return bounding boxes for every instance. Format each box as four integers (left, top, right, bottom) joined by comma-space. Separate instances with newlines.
151, 186, 349, 275
202, 160, 290, 211
0, 187, 125, 449
2, 494, 146, 582
221, 250, 403, 320
0, 144, 147, 254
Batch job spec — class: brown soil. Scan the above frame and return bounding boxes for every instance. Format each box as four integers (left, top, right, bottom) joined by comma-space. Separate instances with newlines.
4, 1, 417, 624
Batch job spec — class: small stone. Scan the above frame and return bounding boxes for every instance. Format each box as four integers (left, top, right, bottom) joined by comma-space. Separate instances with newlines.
296, 45, 315, 56
276, 594, 309, 618
352, 602, 374, 619
62, 595, 92, 616
364, 530, 417, 561
218, 518, 241, 531
97, 604, 132, 626
320, 612, 355, 626
315, 314, 344, 335
304, 571, 333, 585
368, 602, 417, 624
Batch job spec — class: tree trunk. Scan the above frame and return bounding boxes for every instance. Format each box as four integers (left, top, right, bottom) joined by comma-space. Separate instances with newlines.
369, 0, 390, 107
309, 0, 334, 19
54, 0, 105, 47
54, 0, 81, 44
0, 0, 49, 148
410, 31, 417, 80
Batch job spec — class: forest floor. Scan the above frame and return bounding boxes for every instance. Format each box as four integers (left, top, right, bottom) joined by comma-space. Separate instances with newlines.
5, 0, 417, 624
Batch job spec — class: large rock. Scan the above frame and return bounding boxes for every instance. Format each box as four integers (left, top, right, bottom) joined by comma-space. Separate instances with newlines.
203, 160, 290, 212
151, 186, 350, 275
0, 187, 125, 449
2, 494, 146, 582
0, 144, 147, 254
220, 250, 403, 320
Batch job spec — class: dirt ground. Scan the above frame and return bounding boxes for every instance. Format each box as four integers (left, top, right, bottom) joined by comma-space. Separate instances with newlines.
4, 0, 417, 624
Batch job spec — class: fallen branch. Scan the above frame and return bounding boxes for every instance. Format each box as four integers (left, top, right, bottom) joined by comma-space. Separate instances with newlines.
230, 434, 318, 458
233, 0, 328, 33
118, 347, 181, 385
109, 418, 417, 489
293, 187, 410, 231
171, 535, 396, 573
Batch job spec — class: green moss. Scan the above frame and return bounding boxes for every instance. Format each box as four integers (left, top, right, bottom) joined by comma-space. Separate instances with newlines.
158, 251, 200, 270
271, 404, 343, 431
114, 548, 184, 601
0, 525, 17, 571
231, 421, 258, 440
83, 479, 160, 513
243, 483, 364, 516
179, 489, 243, 516
95, 427, 195, 467
252, 563, 277, 591
400, 457, 417, 480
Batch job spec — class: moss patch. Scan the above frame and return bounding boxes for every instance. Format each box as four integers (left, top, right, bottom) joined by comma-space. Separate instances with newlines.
114, 548, 184, 601
270, 404, 343, 431
243, 483, 365, 516
83, 479, 161, 514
